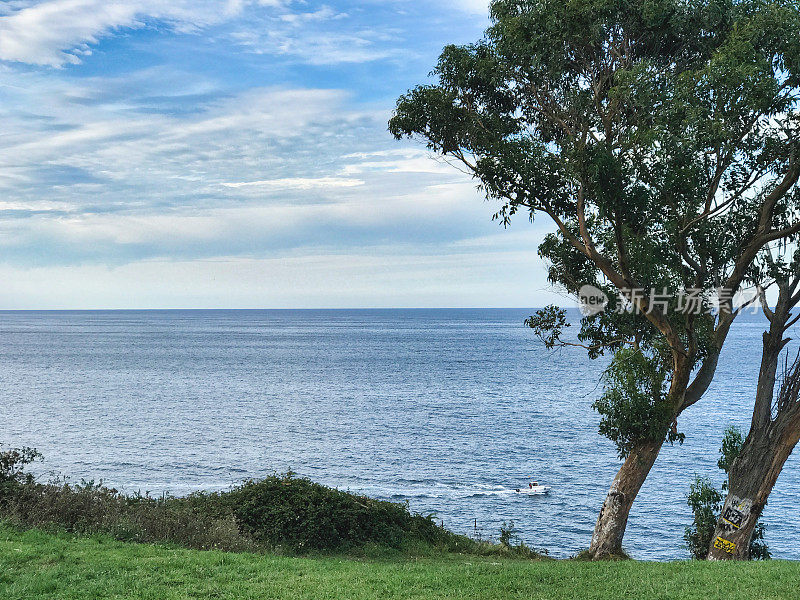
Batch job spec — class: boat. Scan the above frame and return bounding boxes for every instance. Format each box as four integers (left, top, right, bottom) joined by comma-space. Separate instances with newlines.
513, 481, 551, 495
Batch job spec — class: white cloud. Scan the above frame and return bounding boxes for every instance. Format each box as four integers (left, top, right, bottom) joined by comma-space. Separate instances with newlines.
0, 0, 285, 66
0, 0, 408, 67
222, 177, 365, 191
0, 0, 539, 308
0, 73, 496, 267
0, 83, 361, 195
228, 18, 398, 65
342, 149, 464, 176
451, 0, 489, 15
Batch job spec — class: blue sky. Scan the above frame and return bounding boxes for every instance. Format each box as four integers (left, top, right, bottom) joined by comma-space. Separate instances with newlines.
0, 0, 559, 308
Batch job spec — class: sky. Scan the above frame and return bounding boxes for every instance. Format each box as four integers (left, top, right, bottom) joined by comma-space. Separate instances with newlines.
0, 0, 561, 309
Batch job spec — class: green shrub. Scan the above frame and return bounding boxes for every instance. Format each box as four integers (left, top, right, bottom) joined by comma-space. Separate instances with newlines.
0, 446, 545, 558
684, 476, 723, 560
0, 444, 42, 505
593, 349, 683, 459
5, 479, 255, 552
231, 473, 445, 552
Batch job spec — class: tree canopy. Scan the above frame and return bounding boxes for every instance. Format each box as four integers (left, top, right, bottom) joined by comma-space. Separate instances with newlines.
390, 0, 800, 432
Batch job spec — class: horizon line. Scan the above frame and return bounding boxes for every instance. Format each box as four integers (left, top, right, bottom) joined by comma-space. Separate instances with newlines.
0, 306, 558, 312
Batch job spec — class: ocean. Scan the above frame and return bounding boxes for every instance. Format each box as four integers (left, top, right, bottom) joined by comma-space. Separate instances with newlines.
0, 308, 793, 560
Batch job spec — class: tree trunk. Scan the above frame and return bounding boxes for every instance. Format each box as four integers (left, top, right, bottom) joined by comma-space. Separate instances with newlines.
587, 350, 693, 560
707, 429, 800, 560
708, 280, 800, 560
587, 439, 662, 559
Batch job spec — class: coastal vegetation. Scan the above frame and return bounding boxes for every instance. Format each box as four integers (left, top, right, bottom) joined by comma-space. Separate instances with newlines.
0, 442, 792, 597
390, 0, 800, 559
0, 444, 540, 559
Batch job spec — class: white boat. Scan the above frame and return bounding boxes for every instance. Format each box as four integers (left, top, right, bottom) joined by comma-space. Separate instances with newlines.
512, 481, 551, 495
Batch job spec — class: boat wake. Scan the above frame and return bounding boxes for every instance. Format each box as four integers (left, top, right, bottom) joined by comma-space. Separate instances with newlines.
352, 481, 552, 500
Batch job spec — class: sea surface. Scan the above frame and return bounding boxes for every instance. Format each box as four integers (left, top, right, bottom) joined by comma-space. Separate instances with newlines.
1, 308, 796, 560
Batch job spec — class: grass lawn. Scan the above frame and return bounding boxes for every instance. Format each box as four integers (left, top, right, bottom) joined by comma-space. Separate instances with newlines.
2, 526, 799, 599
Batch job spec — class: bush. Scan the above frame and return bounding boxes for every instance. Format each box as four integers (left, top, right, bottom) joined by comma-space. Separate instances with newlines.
684, 476, 723, 560
0, 444, 42, 505
593, 349, 683, 459
0, 448, 545, 558
231, 473, 446, 552
6, 479, 254, 552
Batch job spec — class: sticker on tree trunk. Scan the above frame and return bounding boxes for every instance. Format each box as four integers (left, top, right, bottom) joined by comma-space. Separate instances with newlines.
713, 536, 737, 554
722, 506, 744, 529
720, 495, 753, 533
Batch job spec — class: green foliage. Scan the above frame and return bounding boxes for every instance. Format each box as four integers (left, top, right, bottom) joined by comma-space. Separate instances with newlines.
0, 444, 41, 505
391, 0, 800, 474
0, 450, 538, 558
498, 520, 517, 548
718, 425, 745, 482
3, 473, 453, 555
524, 305, 570, 349
684, 476, 724, 560
390, 0, 800, 305
750, 522, 771, 561
6, 478, 251, 552
231, 473, 448, 553
593, 349, 683, 458
494, 520, 545, 557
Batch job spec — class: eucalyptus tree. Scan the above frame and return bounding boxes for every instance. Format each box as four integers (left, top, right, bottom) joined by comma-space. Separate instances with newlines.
390, 0, 800, 558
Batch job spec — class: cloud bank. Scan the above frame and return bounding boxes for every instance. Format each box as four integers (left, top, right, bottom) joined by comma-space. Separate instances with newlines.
0, 0, 554, 308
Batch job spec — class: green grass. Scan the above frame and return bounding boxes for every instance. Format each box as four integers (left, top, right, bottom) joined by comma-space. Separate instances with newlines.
2, 526, 799, 600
